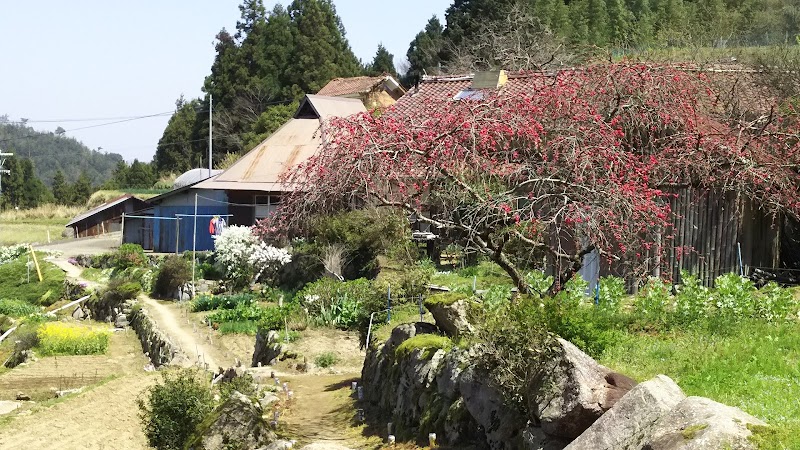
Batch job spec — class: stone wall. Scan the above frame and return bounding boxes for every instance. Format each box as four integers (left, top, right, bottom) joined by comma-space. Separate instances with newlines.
362, 319, 765, 450
127, 303, 177, 367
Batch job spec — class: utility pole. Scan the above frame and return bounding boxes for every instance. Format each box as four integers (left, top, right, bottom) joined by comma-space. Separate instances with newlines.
209, 94, 213, 178
0, 150, 13, 203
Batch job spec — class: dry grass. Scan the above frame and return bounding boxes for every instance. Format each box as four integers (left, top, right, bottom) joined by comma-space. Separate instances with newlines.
0, 204, 83, 223
86, 190, 163, 209
0, 203, 81, 245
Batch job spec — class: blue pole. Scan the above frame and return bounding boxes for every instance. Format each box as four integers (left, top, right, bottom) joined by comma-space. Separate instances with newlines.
387, 284, 391, 323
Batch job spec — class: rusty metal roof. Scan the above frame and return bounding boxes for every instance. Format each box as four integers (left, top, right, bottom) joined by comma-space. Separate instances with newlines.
317, 75, 405, 98
66, 194, 145, 227
196, 95, 367, 192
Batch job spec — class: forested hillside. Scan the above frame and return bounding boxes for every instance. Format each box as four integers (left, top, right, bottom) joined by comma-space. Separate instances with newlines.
406, 0, 800, 80
0, 120, 123, 187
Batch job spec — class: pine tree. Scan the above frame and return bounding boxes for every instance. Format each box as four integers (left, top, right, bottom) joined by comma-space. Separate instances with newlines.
155, 97, 200, 174
52, 169, 71, 205
72, 172, 93, 206
19, 159, 48, 208
368, 44, 397, 77
405, 16, 445, 85
284, 0, 363, 98
126, 159, 156, 189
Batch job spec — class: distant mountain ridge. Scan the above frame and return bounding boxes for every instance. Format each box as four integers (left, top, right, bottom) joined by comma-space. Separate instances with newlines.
0, 122, 123, 187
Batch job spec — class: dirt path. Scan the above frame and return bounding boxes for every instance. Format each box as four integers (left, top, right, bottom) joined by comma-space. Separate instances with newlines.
278, 373, 365, 449
140, 296, 224, 370
0, 373, 157, 449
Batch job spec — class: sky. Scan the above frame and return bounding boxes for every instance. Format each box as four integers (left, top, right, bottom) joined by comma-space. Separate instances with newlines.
0, 0, 450, 163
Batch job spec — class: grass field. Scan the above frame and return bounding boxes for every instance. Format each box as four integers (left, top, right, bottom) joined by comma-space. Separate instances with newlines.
600, 321, 800, 449
0, 204, 83, 246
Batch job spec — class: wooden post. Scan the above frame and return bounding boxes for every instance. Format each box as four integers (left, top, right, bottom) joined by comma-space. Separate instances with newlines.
29, 245, 43, 282
175, 217, 180, 255
120, 213, 126, 246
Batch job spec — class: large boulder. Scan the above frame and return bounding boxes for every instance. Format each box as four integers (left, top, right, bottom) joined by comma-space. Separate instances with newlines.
565, 374, 686, 450
459, 366, 528, 449
252, 330, 285, 367
643, 396, 765, 450
424, 294, 474, 337
186, 391, 275, 450
528, 338, 637, 440
566, 375, 765, 450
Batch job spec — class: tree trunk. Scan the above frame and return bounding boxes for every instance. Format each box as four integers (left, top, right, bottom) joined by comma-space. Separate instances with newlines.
492, 250, 531, 295
546, 245, 596, 297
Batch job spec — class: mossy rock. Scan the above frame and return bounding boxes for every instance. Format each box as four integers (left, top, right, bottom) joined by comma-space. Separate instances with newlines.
396, 334, 453, 360
424, 292, 469, 309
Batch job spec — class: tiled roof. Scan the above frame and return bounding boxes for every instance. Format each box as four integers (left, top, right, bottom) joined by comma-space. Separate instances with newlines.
390, 65, 786, 118
317, 76, 388, 97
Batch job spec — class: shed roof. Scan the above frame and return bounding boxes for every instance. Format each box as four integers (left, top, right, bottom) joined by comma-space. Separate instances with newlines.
66, 194, 144, 227
196, 95, 367, 193
317, 75, 404, 98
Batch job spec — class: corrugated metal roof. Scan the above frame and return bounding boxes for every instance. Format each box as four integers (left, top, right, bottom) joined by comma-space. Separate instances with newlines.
197, 95, 367, 192
173, 168, 223, 188
66, 194, 137, 227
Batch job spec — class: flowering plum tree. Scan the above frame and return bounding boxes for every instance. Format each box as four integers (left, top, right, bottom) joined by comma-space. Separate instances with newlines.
214, 225, 291, 288
260, 63, 800, 295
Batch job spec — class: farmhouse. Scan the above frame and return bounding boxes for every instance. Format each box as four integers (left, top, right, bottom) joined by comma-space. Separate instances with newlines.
120, 95, 367, 253
390, 67, 797, 287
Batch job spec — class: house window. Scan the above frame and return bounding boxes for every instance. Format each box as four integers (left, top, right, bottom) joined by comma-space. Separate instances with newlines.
254, 195, 281, 220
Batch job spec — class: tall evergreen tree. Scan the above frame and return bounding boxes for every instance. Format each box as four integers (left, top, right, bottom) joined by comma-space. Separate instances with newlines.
368, 44, 398, 77
126, 159, 156, 189
405, 16, 445, 85
587, 0, 610, 45
607, 0, 635, 44
284, 0, 363, 98
155, 97, 200, 174
51, 169, 71, 205
72, 172, 93, 206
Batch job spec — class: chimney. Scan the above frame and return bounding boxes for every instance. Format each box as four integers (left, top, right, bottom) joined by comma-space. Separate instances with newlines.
471, 70, 508, 89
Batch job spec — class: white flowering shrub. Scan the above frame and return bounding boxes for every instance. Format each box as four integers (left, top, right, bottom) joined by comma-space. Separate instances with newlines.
214, 225, 291, 288
0, 244, 27, 265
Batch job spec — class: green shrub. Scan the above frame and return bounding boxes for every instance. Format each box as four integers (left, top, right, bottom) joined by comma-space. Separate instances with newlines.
757, 282, 797, 322
632, 278, 671, 330
314, 352, 339, 368
0, 298, 39, 317
5, 327, 40, 368
298, 277, 379, 330
311, 208, 408, 279
151, 256, 191, 299
191, 293, 255, 312
137, 368, 215, 450
217, 320, 259, 335
37, 322, 110, 356
114, 243, 147, 269
99, 278, 142, 309
0, 252, 65, 306
673, 272, 711, 326
597, 276, 626, 313
218, 373, 259, 403
713, 273, 757, 321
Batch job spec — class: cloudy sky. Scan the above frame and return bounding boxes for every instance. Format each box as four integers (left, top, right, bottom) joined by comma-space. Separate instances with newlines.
0, 0, 449, 162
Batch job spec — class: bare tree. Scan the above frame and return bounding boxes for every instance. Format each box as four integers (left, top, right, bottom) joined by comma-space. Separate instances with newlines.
445, 3, 580, 73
